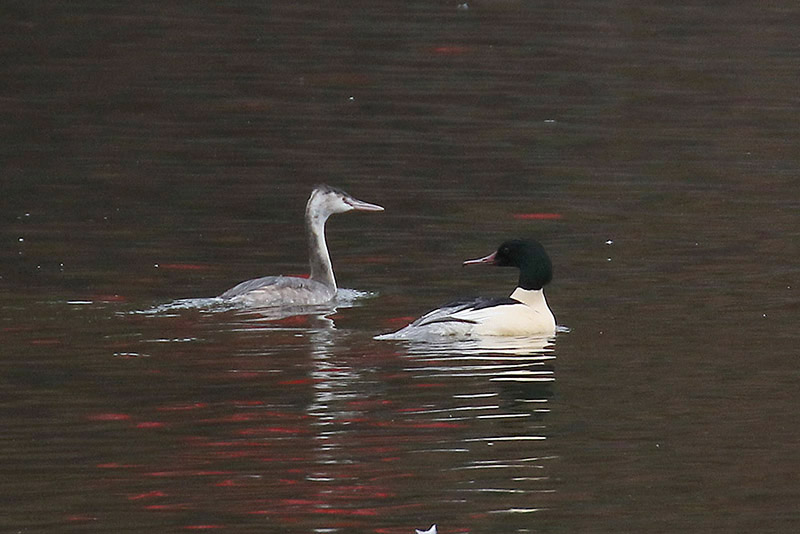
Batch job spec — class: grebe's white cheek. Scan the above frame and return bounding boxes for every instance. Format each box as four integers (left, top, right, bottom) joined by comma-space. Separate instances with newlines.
326, 196, 351, 214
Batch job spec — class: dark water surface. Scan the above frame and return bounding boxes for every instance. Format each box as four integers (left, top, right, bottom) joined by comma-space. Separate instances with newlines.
2, 1, 799, 533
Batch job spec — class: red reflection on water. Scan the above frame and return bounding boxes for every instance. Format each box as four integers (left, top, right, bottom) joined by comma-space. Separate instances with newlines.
86, 358, 526, 534
312, 507, 379, 516
157, 402, 209, 412
199, 413, 254, 423
66, 514, 97, 522
97, 462, 138, 469
237, 425, 307, 436
144, 503, 192, 511
228, 400, 264, 406
135, 421, 166, 429
210, 449, 262, 459
128, 490, 167, 500
346, 399, 393, 408
145, 470, 233, 477
2, 326, 34, 333
198, 440, 272, 448
208, 406, 273, 422
279, 498, 321, 506
272, 315, 311, 327
278, 378, 316, 385
87, 412, 131, 421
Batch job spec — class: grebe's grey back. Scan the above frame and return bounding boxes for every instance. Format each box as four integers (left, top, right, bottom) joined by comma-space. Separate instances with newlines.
220, 185, 383, 307
376, 239, 556, 340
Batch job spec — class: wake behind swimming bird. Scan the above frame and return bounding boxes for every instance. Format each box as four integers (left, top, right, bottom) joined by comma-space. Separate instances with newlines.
376, 239, 557, 340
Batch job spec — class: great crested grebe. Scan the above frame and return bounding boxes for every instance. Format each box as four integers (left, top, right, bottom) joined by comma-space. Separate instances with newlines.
376, 239, 556, 339
220, 184, 383, 306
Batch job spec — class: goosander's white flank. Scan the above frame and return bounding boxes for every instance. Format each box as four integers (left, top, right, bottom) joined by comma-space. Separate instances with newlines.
220, 184, 383, 306
376, 239, 556, 339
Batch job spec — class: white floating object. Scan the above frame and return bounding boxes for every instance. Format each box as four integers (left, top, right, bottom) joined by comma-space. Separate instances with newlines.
416, 525, 437, 534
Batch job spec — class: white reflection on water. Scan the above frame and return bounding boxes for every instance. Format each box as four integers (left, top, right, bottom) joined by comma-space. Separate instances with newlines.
399, 333, 558, 356
383, 331, 561, 522
399, 334, 558, 386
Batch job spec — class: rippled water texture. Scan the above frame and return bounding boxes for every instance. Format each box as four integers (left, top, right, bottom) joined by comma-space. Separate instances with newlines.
1, 1, 798, 533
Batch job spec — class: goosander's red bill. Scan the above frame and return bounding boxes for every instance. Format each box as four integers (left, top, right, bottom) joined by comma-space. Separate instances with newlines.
463, 251, 497, 266
345, 197, 384, 212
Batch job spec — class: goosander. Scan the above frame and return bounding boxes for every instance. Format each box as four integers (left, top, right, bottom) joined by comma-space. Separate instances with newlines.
376, 239, 556, 339
220, 185, 383, 306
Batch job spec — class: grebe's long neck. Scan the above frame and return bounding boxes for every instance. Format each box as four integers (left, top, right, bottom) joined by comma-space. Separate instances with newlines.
306, 207, 336, 291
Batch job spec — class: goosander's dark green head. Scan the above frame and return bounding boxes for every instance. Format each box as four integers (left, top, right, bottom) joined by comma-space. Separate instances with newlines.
463, 239, 553, 290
